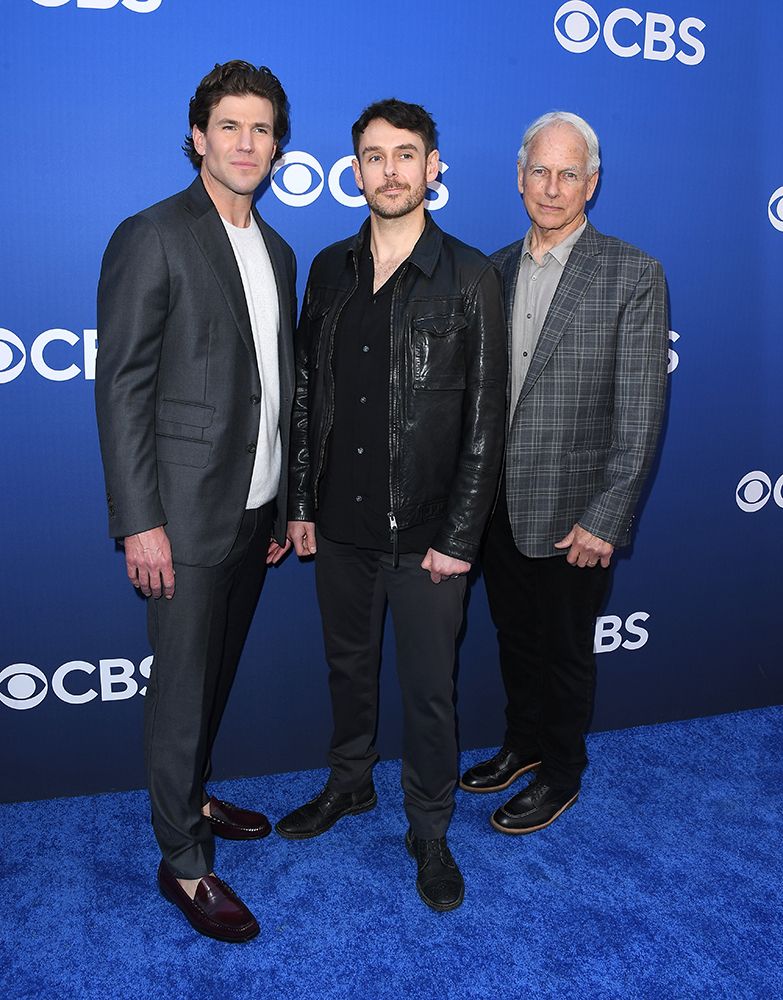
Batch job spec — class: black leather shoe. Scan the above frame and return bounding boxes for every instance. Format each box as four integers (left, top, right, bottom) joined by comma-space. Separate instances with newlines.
206, 797, 272, 841
157, 861, 259, 943
275, 782, 377, 840
459, 746, 541, 793
491, 778, 579, 834
405, 829, 464, 912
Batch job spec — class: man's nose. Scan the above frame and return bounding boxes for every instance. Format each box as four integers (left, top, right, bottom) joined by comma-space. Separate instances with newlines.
384, 160, 398, 176
236, 126, 254, 151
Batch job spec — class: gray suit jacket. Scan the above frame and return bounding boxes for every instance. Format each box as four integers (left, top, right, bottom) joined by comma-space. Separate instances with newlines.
95, 176, 297, 567
491, 221, 668, 557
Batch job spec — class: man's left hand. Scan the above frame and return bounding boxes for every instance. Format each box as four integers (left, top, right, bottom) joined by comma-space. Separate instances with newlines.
554, 524, 614, 568
421, 548, 471, 584
266, 537, 292, 566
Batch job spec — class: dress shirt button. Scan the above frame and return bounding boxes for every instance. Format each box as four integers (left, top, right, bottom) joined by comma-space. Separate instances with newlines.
362, 345, 370, 353
357, 447, 364, 455
523, 351, 528, 357
355, 495, 363, 503
360, 396, 367, 404
250, 394, 260, 405
247, 443, 256, 454
526, 313, 532, 319
532, 274, 537, 280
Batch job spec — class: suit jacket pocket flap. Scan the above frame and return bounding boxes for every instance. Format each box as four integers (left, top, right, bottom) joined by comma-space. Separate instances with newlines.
158, 398, 215, 428
156, 433, 212, 469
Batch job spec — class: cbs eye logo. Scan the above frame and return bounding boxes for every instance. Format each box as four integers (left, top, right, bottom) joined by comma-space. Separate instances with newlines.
31, 0, 161, 10
0, 664, 48, 710
0, 330, 26, 384
768, 187, 783, 232
270, 151, 450, 210
735, 471, 783, 513
553, 1, 706, 65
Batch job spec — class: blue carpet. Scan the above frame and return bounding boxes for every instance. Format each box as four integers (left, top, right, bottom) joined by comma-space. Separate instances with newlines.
1, 707, 781, 1000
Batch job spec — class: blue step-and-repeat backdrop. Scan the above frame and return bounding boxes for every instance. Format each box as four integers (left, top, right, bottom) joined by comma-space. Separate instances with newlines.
1, 0, 781, 801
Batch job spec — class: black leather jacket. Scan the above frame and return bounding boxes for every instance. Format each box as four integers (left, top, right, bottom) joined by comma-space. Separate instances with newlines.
288, 216, 507, 563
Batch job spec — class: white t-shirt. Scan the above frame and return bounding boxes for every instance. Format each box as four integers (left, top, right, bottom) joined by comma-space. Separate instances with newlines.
221, 216, 281, 509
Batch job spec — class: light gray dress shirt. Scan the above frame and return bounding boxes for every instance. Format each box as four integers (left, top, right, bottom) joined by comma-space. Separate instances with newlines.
510, 218, 587, 418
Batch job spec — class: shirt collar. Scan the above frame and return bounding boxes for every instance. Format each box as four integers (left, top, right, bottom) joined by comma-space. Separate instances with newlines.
522, 216, 588, 266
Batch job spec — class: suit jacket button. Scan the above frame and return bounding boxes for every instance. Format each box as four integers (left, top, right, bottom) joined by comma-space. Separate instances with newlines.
250, 394, 260, 404
247, 443, 257, 454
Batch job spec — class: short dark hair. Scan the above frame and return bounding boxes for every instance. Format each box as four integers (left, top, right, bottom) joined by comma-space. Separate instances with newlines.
351, 98, 437, 158
183, 60, 289, 168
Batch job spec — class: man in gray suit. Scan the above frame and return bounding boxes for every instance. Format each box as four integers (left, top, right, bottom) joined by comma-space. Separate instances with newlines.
460, 111, 668, 833
95, 61, 296, 941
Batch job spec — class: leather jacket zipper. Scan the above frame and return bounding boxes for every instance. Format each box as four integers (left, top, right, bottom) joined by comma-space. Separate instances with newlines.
387, 264, 408, 568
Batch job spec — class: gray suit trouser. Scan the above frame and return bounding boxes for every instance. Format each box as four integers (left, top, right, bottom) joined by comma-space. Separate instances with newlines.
315, 532, 465, 839
144, 502, 274, 878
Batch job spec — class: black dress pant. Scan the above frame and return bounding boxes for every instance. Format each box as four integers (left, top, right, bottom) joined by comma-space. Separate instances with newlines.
315, 532, 466, 839
144, 502, 274, 878
482, 491, 612, 789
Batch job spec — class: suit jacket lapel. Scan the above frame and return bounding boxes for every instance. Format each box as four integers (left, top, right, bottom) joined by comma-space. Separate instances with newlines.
184, 178, 256, 362
519, 223, 603, 401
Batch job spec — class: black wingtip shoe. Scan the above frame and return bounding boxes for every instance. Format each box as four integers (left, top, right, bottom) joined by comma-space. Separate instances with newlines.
405, 829, 464, 912
274, 782, 377, 840
459, 746, 541, 793
490, 778, 579, 835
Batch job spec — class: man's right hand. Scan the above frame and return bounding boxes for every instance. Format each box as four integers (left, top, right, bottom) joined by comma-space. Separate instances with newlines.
123, 526, 175, 599
287, 520, 317, 557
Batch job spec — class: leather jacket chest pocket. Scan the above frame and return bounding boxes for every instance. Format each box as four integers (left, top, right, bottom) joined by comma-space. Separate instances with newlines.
413, 313, 467, 390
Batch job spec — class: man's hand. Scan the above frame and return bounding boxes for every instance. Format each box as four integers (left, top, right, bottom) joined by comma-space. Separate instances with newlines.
554, 523, 614, 569
123, 525, 175, 599
266, 536, 292, 566
287, 520, 317, 557
421, 548, 471, 584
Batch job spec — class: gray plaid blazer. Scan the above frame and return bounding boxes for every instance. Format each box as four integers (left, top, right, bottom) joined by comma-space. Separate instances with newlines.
491, 221, 668, 557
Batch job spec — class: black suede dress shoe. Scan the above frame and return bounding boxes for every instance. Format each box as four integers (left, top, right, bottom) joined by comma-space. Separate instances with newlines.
157, 861, 259, 943
275, 782, 377, 840
459, 746, 541, 793
405, 829, 464, 912
206, 797, 272, 841
491, 778, 579, 834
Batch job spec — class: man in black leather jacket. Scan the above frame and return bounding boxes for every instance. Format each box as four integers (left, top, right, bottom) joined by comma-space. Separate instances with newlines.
276, 99, 506, 911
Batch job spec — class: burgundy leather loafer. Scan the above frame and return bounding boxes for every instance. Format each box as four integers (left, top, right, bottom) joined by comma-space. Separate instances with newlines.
157, 861, 259, 943
206, 797, 272, 841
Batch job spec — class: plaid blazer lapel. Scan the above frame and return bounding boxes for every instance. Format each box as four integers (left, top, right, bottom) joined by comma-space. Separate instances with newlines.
520, 223, 603, 401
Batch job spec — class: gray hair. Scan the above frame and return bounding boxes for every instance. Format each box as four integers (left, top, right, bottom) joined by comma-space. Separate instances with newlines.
517, 111, 600, 176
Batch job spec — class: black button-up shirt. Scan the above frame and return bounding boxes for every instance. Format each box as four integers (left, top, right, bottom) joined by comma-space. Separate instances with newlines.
318, 246, 436, 554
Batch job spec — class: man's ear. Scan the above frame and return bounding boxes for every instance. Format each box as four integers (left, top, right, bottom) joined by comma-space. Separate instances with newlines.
192, 125, 206, 157
351, 157, 364, 192
426, 149, 440, 184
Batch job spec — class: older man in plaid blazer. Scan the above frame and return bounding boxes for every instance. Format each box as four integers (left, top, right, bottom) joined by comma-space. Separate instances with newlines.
460, 111, 668, 833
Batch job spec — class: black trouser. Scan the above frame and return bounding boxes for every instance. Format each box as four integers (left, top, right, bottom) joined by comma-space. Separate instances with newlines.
482, 491, 612, 790
315, 532, 466, 839
144, 502, 274, 878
